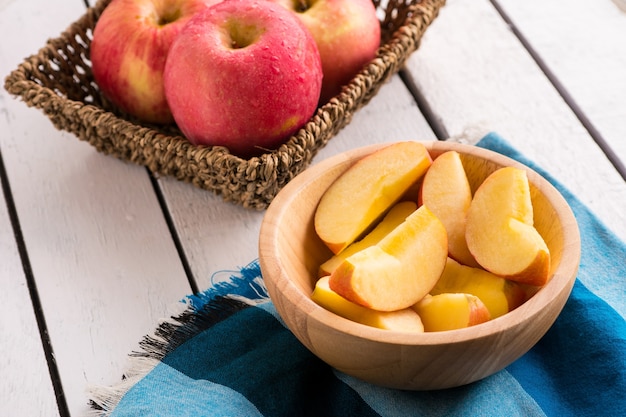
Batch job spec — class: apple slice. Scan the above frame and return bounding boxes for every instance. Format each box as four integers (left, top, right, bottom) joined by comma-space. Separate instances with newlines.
312, 276, 424, 332
318, 201, 417, 276
465, 167, 550, 286
419, 150, 479, 267
329, 205, 448, 311
412, 293, 491, 332
315, 141, 432, 254
431, 258, 528, 319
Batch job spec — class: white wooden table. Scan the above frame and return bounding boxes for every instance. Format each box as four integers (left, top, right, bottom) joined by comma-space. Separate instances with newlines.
1, 0, 625, 415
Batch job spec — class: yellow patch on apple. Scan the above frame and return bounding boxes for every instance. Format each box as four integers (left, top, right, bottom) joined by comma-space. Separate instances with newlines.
312, 276, 424, 332
315, 141, 432, 254
119, 57, 155, 105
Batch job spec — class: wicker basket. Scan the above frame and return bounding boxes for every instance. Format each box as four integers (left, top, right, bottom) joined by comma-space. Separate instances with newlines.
4, 0, 445, 209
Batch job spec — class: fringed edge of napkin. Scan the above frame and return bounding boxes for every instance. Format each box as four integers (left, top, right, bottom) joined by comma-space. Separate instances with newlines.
84, 126, 492, 416
87, 260, 269, 416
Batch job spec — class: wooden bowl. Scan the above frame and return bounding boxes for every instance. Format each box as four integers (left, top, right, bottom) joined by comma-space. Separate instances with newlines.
258, 141, 580, 390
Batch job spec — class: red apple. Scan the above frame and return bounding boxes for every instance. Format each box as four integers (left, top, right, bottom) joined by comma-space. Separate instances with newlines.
90, 0, 218, 124
163, 0, 323, 157
270, 0, 381, 104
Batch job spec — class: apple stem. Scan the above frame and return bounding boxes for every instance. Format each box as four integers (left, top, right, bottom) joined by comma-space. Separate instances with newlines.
295, 0, 309, 13
157, 9, 181, 27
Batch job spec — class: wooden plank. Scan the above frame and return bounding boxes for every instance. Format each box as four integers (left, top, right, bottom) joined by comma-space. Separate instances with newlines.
158, 75, 438, 291
0, 0, 190, 414
495, 0, 626, 173
403, 0, 626, 243
0, 179, 60, 416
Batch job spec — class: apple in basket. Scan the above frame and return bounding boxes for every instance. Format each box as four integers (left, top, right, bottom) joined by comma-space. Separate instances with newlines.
269, 0, 381, 104
90, 0, 219, 124
163, 0, 323, 157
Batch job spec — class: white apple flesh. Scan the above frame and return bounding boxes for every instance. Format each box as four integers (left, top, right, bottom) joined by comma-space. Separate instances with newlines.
163, 0, 323, 157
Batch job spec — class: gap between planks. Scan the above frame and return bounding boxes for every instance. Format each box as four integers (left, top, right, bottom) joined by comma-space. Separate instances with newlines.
148, 172, 201, 294
0, 150, 71, 417
489, 0, 626, 182
398, 69, 450, 141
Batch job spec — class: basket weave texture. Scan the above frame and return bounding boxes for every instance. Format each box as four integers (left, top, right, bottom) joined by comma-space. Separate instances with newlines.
4, 0, 445, 209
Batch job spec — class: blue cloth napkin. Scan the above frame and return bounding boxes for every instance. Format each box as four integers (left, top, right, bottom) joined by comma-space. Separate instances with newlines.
90, 132, 626, 417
